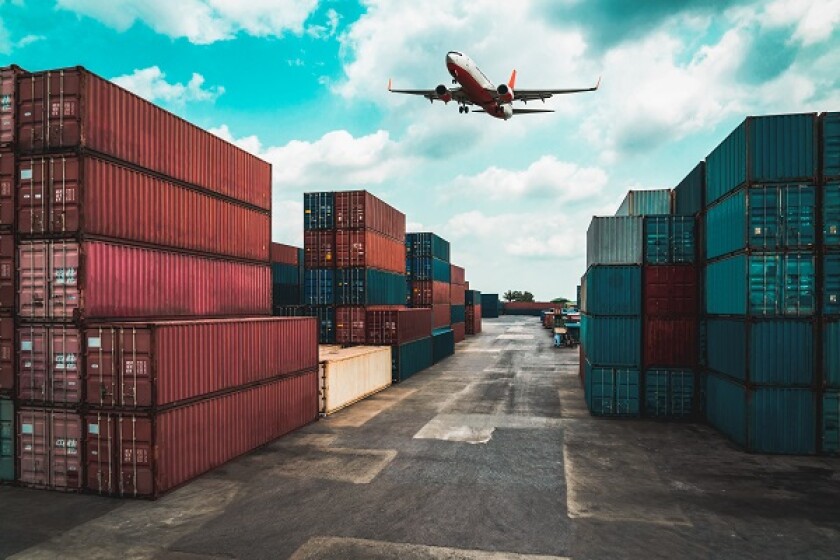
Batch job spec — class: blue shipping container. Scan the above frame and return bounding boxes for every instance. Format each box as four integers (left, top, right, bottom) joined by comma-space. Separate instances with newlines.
335, 268, 406, 305
307, 306, 335, 344
392, 336, 434, 383
304, 192, 334, 230
581, 314, 641, 366
304, 268, 334, 306
674, 162, 704, 217
644, 216, 695, 264
450, 305, 465, 324
826, 183, 840, 246
406, 256, 451, 282
616, 189, 672, 216
481, 294, 500, 318
432, 327, 455, 363
584, 361, 640, 416
582, 265, 641, 315
825, 321, 840, 387
705, 114, 817, 205
824, 391, 839, 454
644, 369, 695, 418
823, 112, 840, 179
825, 253, 840, 315
406, 232, 450, 262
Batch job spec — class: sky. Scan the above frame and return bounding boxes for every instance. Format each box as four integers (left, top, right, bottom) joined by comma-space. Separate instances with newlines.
2, 0, 839, 300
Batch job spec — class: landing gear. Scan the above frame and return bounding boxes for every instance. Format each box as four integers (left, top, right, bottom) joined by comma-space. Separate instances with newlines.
452, 78, 457, 84
458, 105, 470, 114
459, 106, 463, 113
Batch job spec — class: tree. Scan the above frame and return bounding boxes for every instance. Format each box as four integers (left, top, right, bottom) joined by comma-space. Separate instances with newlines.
551, 297, 570, 304
504, 290, 535, 302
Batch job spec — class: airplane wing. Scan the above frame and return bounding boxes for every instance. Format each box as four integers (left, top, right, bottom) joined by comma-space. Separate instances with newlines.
473, 108, 555, 115
512, 78, 601, 102
388, 80, 472, 104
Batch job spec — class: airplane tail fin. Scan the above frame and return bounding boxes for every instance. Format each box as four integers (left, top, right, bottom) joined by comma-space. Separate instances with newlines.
508, 69, 517, 89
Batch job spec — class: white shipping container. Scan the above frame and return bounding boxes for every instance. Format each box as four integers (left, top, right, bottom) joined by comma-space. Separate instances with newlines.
318, 345, 392, 415
586, 216, 643, 268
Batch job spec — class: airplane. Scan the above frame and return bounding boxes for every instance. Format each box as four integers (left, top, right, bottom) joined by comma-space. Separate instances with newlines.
388, 51, 600, 120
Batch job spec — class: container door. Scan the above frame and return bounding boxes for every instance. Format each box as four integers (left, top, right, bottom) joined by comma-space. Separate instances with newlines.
50, 241, 80, 320
17, 242, 48, 319
49, 155, 81, 234
17, 156, 49, 234
118, 414, 154, 497
85, 413, 116, 494
0, 232, 14, 312
0, 149, 14, 228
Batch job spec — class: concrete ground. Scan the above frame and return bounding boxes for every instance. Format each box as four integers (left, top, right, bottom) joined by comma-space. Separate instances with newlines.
1, 316, 839, 560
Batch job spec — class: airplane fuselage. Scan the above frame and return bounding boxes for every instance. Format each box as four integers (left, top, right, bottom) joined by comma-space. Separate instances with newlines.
446, 52, 513, 120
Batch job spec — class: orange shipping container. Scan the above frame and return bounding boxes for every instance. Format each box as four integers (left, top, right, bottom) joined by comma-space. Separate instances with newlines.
335, 230, 405, 274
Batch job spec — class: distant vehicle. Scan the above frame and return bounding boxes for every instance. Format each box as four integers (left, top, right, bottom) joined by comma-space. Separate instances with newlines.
388, 51, 600, 120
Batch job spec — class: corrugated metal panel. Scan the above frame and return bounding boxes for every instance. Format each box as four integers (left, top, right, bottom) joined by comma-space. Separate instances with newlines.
392, 336, 433, 382
270, 243, 300, 266
705, 254, 747, 315
0, 148, 15, 228
706, 120, 747, 205
706, 372, 747, 447
318, 346, 391, 414
582, 265, 641, 315
465, 304, 482, 334
584, 362, 640, 416
674, 162, 704, 216
0, 396, 12, 481
824, 391, 839, 454
480, 294, 499, 318
17, 325, 82, 404
450, 283, 466, 305
304, 192, 334, 230
580, 315, 641, 366
409, 280, 450, 306
706, 319, 746, 382
307, 306, 335, 344
432, 304, 451, 329
304, 269, 334, 306
335, 268, 406, 305
644, 265, 697, 316
754, 184, 816, 249
465, 290, 481, 305
406, 256, 451, 282
826, 183, 840, 246
432, 327, 454, 363
750, 320, 815, 386
17, 407, 83, 490
336, 230, 405, 274
272, 284, 301, 307
0, 66, 26, 146
304, 230, 335, 268
335, 306, 367, 345
587, 216, 643, 267
0, 231, 13, 313
749, 253, 815, 316
824, 113, 840, 179
825, 253, 840, 315
450, 265, 465, 285
750, 387, 816, 454
366, 308, 432, 345
705, 190, 746, 259
452, 322, 466, 343
615, 189, 672, 216
406, 232, 450, 262
334, 191, 405, 241
0, 318, 12, 393
450, 305, 466, 324
643, 317, 697, 368
644, 369, 695, 418
272, 263, 299, 285
644, 216, 695, 264
825, 321, 840, 387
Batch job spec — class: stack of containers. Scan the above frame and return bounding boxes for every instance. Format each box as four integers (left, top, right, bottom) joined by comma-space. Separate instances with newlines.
303, 191, 407, 344
703, 113, 831, 454
480, 293, 500, 318
406, 233, 454, 363
824, 112, 840, 455
13, 66, 319, 495
465, 289, 482, 335
450, 264, 466, 342
270, 242, 304, 314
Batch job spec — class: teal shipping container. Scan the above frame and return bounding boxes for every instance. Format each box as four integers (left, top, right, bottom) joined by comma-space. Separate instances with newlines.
706, 373, 816, 454
584, 361, 640, 416
304, 191, 334, 230
580, 315, 641, 366
587, 216, 643, 267
481, 294, 500, 318
615, 189, 672, 216
406, 256, 451, 282
705, 185, 816, 259
644, 216, 695, 264
704, 253, 815, 316
674, 162, 704, 216
825, 253, 840, 315
644, 369, 695, 418
826, 321, 840, 387
706, 318, 815, 385
823, 112, 840, 179
335, 268, 406, 305
465, 290, 482, 305
0, 396, 13, 481
826, 183, 840, 246
450, 305, 465, 324
406, 232, 450, 262
392, 336, 433, 383
581, 265, 641, 315
272, 262, 299, 285
304, 268, 334, 306
824, 391, 839, 454
705, 114, 818, 205
432, 327, 455, 363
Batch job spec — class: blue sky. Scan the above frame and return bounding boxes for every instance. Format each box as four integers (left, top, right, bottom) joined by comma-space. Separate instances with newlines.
2, 0, 839, 299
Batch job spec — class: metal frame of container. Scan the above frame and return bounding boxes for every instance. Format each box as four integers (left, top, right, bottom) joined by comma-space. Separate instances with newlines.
0, 147, 15, 228
333, 190, 406, 241
318, 346, 391, 415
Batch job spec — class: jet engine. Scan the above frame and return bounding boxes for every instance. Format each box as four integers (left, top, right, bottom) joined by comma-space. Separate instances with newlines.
435, 84, 452, 103
496, 83, 514, 103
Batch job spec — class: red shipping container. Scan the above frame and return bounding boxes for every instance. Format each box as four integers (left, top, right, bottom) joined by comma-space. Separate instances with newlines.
410, 281, 450, 306
452, 322, 466, 343
503, 302, 557, 312
466, 304, 482, 335
0, 317, 13, 393
16, 154, 270, 261
1, 65, 26, 145
304, 230, 335, 268
335, 230, 405, 274
16, 68, 271, 211
432, 304, 450, 329
17, 325, 82, 404
0, 231, 13, 312
85, 370, 318, 498
17, 407, 83, 490
18, 240, 271, 321
334, 191, 406, 241
465, 281, 470, 291
450, 283, 465, 306
643, 316, 697, 367
0, 147, 14, 227
335, 306, 367, 345
450, 265, 465, 286
84, 317, 317, 408
366, 308, 432, 345
270, 242, 299, 266
644, 265, 698, 316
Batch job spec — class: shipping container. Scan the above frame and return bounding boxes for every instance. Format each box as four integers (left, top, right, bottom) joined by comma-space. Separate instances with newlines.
450, 283, 465, 306
450, 305, 466, 324
432, 304, 451, 330
644, 216, 695, 264
335, 268, 406, 306
272, 262, 299, 286
586, 216, 643, 267
17, 325, 82, 404
432, 327, 455, 363
705, 114, 817, 205
584, 361, 640, 416
481, 294, 500, 318
17, 407, 83, 490
406, 232, 450, 262
705, 372, 816, 454
644, 369, 695, 418
335, 229, 405, 274
335, 306, 368, 345
580, 315, 641, 366
643, 317, 697, 368
274, 305, 308, 317
319, 345, 391, 415
16, 154, 270, 261
582, 265, 641, 315
0, 231, 13, 312
84, 318, 317, 409
706, 318, 815, 385
1, 66, 26, 146
465, 304, 482, 335
392, 336, 433, 382
334, 191, 406, 241
822, 112, 840, 180
450, 265, 465, 285
452, 322, 465, 343
304, 268, 334, 306
307, 306, 335, 344
824, 391, 839, 454
673, 162, 704, 217
17, 240, 271, 320
704, 253, 815, 316
85, 370, 318, 498
644, 265, 697, 316
272, 284, 301, 308
826, 321, 840, 387
17, 67, 271, 210
826, 253, 840, 315
304, 192, 334, 230
409, 280, 450, 307
826, 183, 840, 246
465, 289, 482, 305
270, 243, 300, 266
0, 318, 12, 393
501, 302, 557, 316
615, 189, 672, 216
0, 396, 12, 481
406, 256, 451, 282
304, 230, 335, 268
0, 147, 14, 227
366, 308, 431, 345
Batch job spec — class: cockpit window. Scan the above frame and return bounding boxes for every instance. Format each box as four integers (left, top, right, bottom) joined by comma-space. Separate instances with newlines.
448, 51, 462, 56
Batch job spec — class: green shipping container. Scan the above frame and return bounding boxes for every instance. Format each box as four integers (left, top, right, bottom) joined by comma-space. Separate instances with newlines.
335, 268, 406, 305
674, 162, 704, 217
0, 396, 13, 481
644, 216, 695, 264
581, 314, 641, 366
392, 336, 433, 383
826, 183, 840, 246
406, 232, 450, 262
432, 327, 455, 364
824, 391, 839, 454
644, 369, 696, 418
825, 253, 840, 315
825, 321, 840, 387
584, 361, 640, 417
823, 112, 840, 179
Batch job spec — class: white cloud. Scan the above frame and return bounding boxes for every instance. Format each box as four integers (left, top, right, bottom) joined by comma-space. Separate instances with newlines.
306, 8, 340, 38
760, 0, 840, 46
57, 0, 318, 44
112, 66, 224, 105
